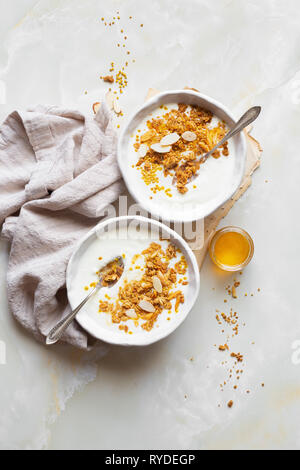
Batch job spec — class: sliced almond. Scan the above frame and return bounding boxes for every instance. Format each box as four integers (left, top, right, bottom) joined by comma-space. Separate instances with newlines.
160, 132, 180, 146
113, 98, 121, 114
150, 143, 171, 153
182, 131, 197, 142
140, 129, 156, 142
106, 90, 114, 110
126, 309, 138, 319
138, 300, 155, 313
152, 276, 163, 293
138, 144, 148, 158
92, 102, 101, 114
157, 270, 167, 286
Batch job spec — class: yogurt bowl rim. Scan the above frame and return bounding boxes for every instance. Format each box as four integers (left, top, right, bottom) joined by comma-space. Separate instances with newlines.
118, 89, 247, 223
66, 215, 200, 346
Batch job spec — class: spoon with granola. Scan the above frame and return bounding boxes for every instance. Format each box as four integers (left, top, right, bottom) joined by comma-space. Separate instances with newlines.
198, 106, 261, 166
46, 256, 124, 345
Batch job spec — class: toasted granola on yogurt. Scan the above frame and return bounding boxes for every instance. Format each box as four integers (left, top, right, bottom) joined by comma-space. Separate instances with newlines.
133, 103, 229, 196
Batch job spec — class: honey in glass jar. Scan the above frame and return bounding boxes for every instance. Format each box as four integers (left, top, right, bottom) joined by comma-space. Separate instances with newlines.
209, 226, 254, 271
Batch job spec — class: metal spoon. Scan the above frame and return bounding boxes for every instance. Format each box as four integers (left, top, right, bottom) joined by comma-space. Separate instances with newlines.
199, 106, 261, 165
46, 256, 124, 345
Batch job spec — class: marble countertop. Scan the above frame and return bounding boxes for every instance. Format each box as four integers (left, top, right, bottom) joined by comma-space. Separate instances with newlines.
1, 0, 300, 450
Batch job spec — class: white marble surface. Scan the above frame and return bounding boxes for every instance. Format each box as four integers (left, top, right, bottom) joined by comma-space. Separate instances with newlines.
0, 0, 300, 450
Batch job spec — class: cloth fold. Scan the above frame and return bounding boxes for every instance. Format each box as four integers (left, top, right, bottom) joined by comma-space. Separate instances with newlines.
0, 103, 123, 349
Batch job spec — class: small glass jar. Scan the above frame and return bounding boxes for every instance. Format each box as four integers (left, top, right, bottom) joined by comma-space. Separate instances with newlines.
209, 226, 254, 272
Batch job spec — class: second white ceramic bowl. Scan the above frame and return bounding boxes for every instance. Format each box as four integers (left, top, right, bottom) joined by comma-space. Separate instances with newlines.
66, 216, 200, 346
118, 90, 246, 222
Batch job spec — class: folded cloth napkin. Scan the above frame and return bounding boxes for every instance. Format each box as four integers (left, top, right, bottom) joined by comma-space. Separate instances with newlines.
0, 103, 124, 349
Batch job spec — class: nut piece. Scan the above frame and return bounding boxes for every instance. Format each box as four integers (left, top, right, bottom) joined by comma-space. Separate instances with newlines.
152, 275, 163, 293
103, 75, 114, 83
113, 99, 121, 114
126, 309, 138, 319
160, 132, 180, 146
182, 131, 197, 142
227, 400, 234, 408
92, 102, 101, 114
151, 143, 171, 153
138, 300, 155, 313
232, 286, 237, 299
106, 90, 114, 110
140, 129, 156, 142
138, 144, 148, 158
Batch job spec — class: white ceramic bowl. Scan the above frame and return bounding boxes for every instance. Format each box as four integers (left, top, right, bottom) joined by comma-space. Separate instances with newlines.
66, 216, 200, 346
118, 90, 247, 222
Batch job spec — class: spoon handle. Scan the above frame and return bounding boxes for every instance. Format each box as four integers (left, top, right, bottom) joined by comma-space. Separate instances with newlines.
200, 106, 261, 164
46, 283, 100, 345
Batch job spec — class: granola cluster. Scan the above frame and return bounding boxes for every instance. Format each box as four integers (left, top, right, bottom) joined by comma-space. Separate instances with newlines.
134, 104, 229, 195
98, 242, 187, 333
101, 259, 124, 287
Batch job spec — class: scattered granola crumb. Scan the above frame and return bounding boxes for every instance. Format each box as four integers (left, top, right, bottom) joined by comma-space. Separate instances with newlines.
227, 400, 234, 408
231, 352, 243, 362
103, 75, 114, 83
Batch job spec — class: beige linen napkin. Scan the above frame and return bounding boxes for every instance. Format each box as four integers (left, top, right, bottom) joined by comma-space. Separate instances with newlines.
0, 104, 123, 349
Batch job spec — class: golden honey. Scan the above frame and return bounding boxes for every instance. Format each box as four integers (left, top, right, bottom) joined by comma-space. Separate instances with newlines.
209, 226, 254, 271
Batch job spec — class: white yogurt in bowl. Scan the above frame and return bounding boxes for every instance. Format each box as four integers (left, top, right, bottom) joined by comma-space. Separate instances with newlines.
67, 216, 200, 346
118, 90, 246, 222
